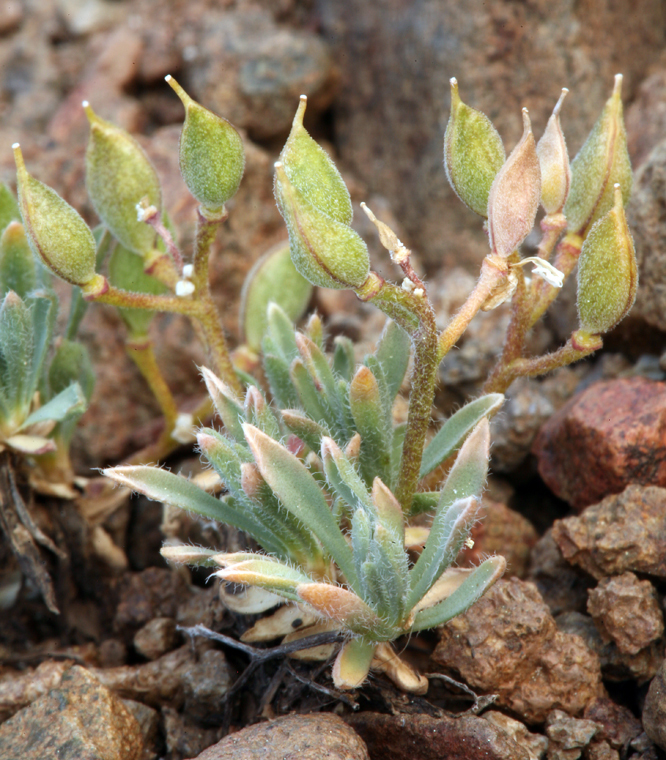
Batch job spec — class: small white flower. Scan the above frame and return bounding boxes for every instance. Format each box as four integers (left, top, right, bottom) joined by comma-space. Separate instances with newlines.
175, 280, 195, 297
518, 256, 564, 288
171, 412, 196, 444
182, 264, 194, 279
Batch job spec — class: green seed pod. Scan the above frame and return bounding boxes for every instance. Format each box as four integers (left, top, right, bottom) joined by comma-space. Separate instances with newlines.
166, 75, 245, 213
239, 242, 313, 352
443, 78, 506, 217
14, 144, 98, 287
487, 109, 541, 257
565, 74, 632, 237
108, 244, 167, 337
577, 184, 637, 334
274, 161, 370, 290
275, 96, 369, 290
84, 101, 162, 255
537, 89, 570, 214
0, 221, 36, 299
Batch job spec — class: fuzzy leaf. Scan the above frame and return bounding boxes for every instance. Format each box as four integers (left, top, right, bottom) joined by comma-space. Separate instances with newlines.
332, 638, 376, 690
0, 222, 36, 299
374, 319, 411, 403
349, 365, 392, 486
21, 383, 86, 430
218, 559, 312, 603
200, 366, 245, 442
419, 394, 503, 479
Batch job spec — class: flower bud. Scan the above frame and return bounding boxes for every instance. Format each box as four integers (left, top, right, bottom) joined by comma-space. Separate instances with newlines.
13, 144, 99, 287
537, 89, 570, 214
274, 161, 370, 290
108, 244, 167, 337
165, 75, 245, 213
565, 74, 632, 237
443, 78, 506, 217
487, 109, 541, 257
239, 242, 312, 352
577, 184, 637, 334
274, 96, 369, 290
84, 102, 162, 255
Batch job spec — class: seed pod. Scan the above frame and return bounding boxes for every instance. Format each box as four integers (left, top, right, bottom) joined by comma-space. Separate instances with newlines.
443, 78, 506, 217
275, 96, 369, 290
274, 161, 370, 290
166, 75, 245, 213
487, 109, 541, 257
577, 184, 637, 334
565, 74, 632, 237
239, 242, 312, 352
537, 89, 570, 214
14, 144, 98, 287
84, 102, 162, 255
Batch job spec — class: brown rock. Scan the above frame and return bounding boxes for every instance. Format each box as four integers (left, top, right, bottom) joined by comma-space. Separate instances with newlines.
133, 616, 179, 661
582, 697, 642, 752
587, 573, 664, 655
193, 713, 369, 760
163, 707, 224, 760
114, 567, 189, 637
532, 378, 666, 511
483, 711, 549, 760
346, 711, 529, 760
0, 658, 70, 721
317, 0, 665, 269
432, 578, 604, 724
584, 741, 618, 760
0, 665, 142, 760
626, 70, 666, 169
551, 485, 666, 580
122, 699, 161, 760
545, 710, 601, 760
182, 649, 233, 719
643, 659, 666, 751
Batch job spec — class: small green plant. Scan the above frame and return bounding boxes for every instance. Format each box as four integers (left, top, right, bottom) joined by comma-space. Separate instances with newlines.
12, 73, 636, 690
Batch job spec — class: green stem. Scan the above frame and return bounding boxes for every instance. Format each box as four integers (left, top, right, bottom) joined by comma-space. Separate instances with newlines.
126, 336, 179, 436
483, 334, 602, 394
357, 275, 438, 511
529, 231, 582, 327
437, 255, 509, 362
192, 206, 228, 292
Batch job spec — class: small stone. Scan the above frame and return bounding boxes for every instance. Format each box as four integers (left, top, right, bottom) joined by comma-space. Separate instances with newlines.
582, 697, 642, 751
192, 713, 369, 759
483, 711, 549, 760
552, 485, 666, 580
630, 733, 660, 760
642, 659, 666, 751
121, 699, 160, 760
99, 638, 128, 668
432, 578, 604, 724
0, 665, 142, 760
182, 649, 233, 719
587, 572, 664, 655
583, 741, 618, 760
346, 711, 529, 760
0, 658, 70, 721
533, 378, 666, 510
114, 567, 189, 637
162, 706, 224, 760
133, 616, 179, 660
546, 710, 601, 753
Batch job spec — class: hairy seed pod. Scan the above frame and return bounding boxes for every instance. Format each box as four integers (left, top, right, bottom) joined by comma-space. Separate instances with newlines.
537, 89, 571, 214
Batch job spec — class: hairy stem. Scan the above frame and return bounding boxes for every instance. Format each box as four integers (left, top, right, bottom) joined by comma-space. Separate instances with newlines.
192, 206, 228, 292
126, 336, 179, 434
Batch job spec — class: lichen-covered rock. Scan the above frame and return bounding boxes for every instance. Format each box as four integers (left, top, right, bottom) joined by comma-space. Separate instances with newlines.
192, 713, 369, 760
545, 709, 601, 760
532, 378, 666, 511
432, 578, 604, 724
551, 485, 666, 580
0, 666, 142, 760
528, 531, 594, 616
586, 572, 664, 655
346, 711, 530, 760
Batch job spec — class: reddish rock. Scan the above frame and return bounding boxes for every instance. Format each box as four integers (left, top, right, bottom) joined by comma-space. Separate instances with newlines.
346, 711, 529, 760
582, 697, 642, 752
587, 573, 664, 656
432, 578, 604, 724
192, 714, 369, 760
532, 378, 666, 511
643, 659, 666, 751
551, 485, 666, 580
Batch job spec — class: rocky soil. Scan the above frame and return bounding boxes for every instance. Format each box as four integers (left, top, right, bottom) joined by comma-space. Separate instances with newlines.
3, 1, 666, 759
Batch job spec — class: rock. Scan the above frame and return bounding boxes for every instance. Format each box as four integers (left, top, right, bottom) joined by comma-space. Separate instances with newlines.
533, 378, 666, 510
432, 578, 604, 724
458, 500, 538, 578
643, 658, 666, 751
121, 699, 161, 760
545, 710, 601, 760
184, 6, 336, 140
483, 711, 549, 760
556, 611, 663, 684
346, 711, 529, 760
528, 531, 594, 616
181, 649, 233, 720
626, 70, 666, 169
162, 706, 224, 760
628, 137, 666, 332
317, 0, 665, 269
551, 485, 666, 580
133, 616, 179, 661
114, 567, 189, 638
99, 638, 128, 668
0, 665, 142, 760
582, 697, 642, 753
193, 713, 369, 760
584, 742, 619, 760
0, 658, 71, 721
629, 733, 660, 760
586, 573, 664, 655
